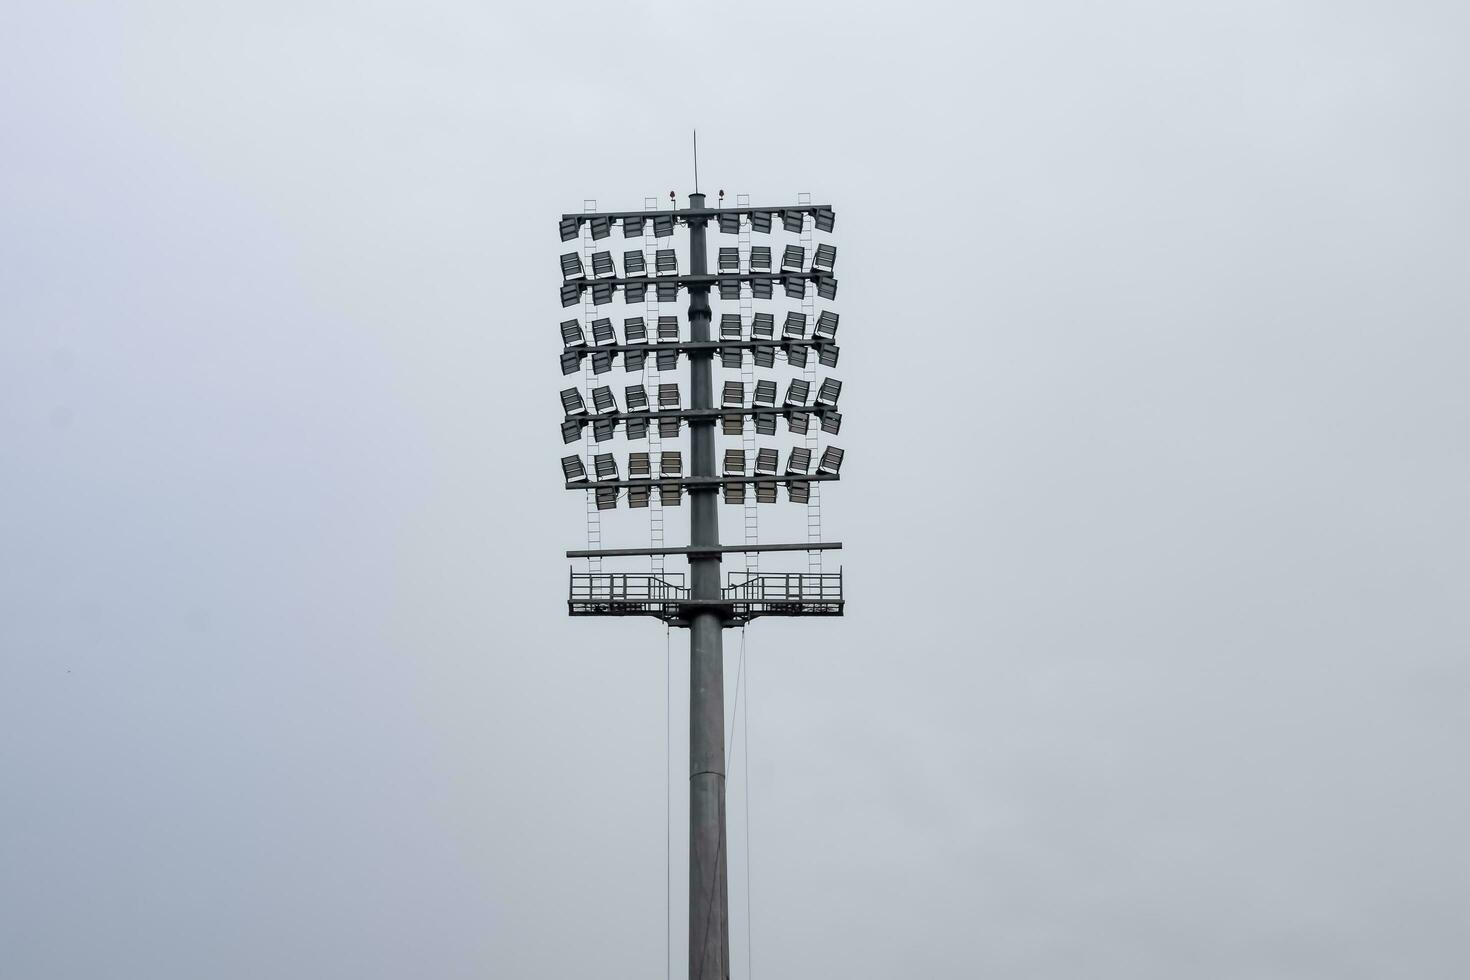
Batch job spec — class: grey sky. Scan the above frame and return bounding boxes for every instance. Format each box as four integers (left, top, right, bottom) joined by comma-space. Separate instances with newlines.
3, 1, 1468, 977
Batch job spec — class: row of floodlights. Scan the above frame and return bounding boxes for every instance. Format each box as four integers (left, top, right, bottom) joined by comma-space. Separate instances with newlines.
560, 379, 843, 443
559, 312, 840, 375
559, 206, 835, 243
562, 447, 844, 507
560, 271, 836, 308
561, 244, 836, 282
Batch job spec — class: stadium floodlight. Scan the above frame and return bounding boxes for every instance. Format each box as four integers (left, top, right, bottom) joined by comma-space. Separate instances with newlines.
814, 311, 839, 342
555, 194, 845, 980
813, 243, 837, 273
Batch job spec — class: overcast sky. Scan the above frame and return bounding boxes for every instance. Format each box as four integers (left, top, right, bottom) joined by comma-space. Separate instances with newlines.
3, 2, 1468, 978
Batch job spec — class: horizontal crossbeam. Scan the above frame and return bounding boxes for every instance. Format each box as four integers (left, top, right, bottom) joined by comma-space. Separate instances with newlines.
567, 272, 830, 287
569, 340, 837, 354
567, 407, 837, 423
565, 541, 843, 559
561, 204, 833, 222
566, 474, 839, 490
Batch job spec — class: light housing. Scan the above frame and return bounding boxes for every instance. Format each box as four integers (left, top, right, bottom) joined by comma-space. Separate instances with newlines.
561, 319, 585, 347
623, 250, 646, 276
589, 216, 612, 240
653, 214, 674, 238
561, 388, 587, 416
750, 210, 773, 233
655, 249, 678, 275
813, 243, 837, 273
718, 247, 740, 272
591, 251, 615, 278
622, 215, 645, 237
560, 253, 584, 279
813, 207, 835, 233
559, 216, 581, 242
816, 378, 842, 406
818, 446, 844, 475
718, 213, 740, 234
562, 455, 587, 482
780, 245, 805, 272
781, 209, 805, 233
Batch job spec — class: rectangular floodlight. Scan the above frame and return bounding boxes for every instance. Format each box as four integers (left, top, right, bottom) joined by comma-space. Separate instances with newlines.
754, 448, 778, 476
721, 347, 742, 370
625, 417, 649, 440
592, 282, 615, 305
653, 214, 674, 238
592, 386, 618, 414
592, 251, 615, 277
656, 349, 678, 371
656, 282, 679, 303
624, 282, 648, 304
596, 487, 617, 510
561, 319, 585, 347
813, 311, 838, 342
624, 317, 647, 342
787, 411, 809, 435
781, 209, 805, 233
784, 379, 810, 406
755, 482, 777, 504
749, 246, 771, 272
561, 253, 585, 279
625, 350, 647, 372
786, 345, 808, 369
718, 247, 740, 273
820, 410, 842, 435
780, 245, 805, 272
724, 483, 746, 504
591, 318, 616, 345
562, 455, 587, 482
561, 419, 584, 444
660, 451, 683, 477
720, 313, 743, 340
629, 486, 651, 508
754, 413, 776, 436
629, 452, 651, 478
593, 417, 615, 441
625, 384, 649, 411
788, 481, 810, 503
782, 312, 807, 340
594, 453, 618, 480
658, 383, 680, 409
659, 483, 682, 506
657, 316, 679, 342
560, 283, 581, 307
818, 345, 840, 369
718, 213, 740, 234
591, 350, 613, 375
722, 414, 744, 435
751, 279, 773, 300
813, 243, 837, 273
559, 216, 581, 242
786, 447, 812, 474
816, 378, 842, 406
561, 387, 587, 415
752, 379, 777, 407
560, 350, 582, 375
655, 249, 678, 275
590, 216, 612, 240
751, 312, 775, 341
750, 210, 772, 233
722, 381, 744, 407
817, 277, 838, 300
724, 449, 746, 475
818, 446, 844, 475
623, 250, 646, 276
622, 215, 645, 237
718, 281, 741, 300
813, 206, 835, 233
782, 275, 806, 299
658, 416, 680, 438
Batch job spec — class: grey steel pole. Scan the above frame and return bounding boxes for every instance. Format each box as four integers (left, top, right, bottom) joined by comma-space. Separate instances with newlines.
685, 191, 730, 980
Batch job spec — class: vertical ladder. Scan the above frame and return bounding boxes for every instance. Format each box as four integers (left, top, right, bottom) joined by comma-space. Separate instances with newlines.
798, 192, 822, 573
582, 199, 602, 574
737, 193, 759, 576
644, 195, 665, 578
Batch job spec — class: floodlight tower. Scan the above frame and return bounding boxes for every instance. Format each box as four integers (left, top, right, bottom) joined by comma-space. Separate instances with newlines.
557, 192, 844, 980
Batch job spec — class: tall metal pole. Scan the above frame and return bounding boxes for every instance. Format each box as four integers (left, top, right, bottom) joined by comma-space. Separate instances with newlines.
685, 191, 730, 980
